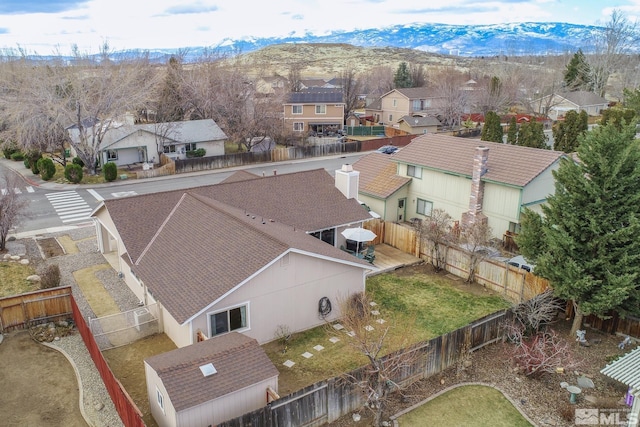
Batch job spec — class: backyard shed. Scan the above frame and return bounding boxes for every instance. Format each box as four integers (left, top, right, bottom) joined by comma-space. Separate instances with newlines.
600, 345, 640, 427
144, 332, 279, 427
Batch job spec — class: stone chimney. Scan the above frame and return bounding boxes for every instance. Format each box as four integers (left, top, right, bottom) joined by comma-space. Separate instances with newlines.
335, 164, 360, 199
461, 146, 489, 227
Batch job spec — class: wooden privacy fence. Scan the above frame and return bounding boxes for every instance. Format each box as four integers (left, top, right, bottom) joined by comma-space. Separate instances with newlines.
71, 297, 145, 427
365, 220, 550, 304
0, 286, 73, 332
218, 309, 511, 427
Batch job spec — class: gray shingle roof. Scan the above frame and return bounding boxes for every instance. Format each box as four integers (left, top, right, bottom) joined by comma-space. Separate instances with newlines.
559, 91, 608, 107
393, 134, 564, 187
601, 346, 640, 389
394, 87, 432, 99
145, 332, 278, 411
398, 115, 442, 127
100, 119, 227, 149
287, 90, 343, 103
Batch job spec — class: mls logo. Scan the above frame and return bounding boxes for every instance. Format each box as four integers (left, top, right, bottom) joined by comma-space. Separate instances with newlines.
575, 409, 600, 425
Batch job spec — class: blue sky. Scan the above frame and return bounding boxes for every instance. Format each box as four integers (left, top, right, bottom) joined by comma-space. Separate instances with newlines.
0, 0, 635, 54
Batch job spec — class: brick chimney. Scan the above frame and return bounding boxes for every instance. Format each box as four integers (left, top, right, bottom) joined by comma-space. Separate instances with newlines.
335, 164, 360, 199
461, 146, 489, 227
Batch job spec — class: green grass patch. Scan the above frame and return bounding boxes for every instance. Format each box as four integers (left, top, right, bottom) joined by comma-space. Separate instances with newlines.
398, 385, 532, 427
224, 141, 247, 154
0, 262, 38, 297
263, 271, 510, 395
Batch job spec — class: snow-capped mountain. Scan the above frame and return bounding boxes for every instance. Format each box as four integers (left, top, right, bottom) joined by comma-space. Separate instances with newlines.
158, 21, 606, 62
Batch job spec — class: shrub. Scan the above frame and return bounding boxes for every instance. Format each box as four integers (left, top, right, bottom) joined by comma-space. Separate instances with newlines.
10, 151, 24, 161
39, 264, 61, 289
37, 157, 56, 181
103, 162, 118, 182
28, 152, 42, 174
23, 158, 31, 169
2, 142, 18, 159
72, 157, 84, 167
64, 163, 83, 183
186, 148, 206, 158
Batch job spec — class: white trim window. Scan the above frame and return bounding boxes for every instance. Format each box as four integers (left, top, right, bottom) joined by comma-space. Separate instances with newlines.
315, 104, 326, 114
210, 304, 248, 337
417, 198, 433, 216
292, 105, 303, 114
156, 388, 165, 414
407, 165, 422, 178
293, 122, 304, 132
106, 150, 118, 161
185, 143, 196, 151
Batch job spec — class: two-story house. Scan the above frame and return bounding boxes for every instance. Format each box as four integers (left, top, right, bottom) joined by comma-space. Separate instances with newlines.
283, 89, 345, 136
353, 133, 565, 239
365, 87, 441, 126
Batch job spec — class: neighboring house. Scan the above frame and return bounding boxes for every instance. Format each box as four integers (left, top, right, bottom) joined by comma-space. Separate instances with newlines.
91, 168, 374, 348
145, 332, 279, 427
249, 136, 275, 152
376, 88, 440, 125
67, 116, 227, 167
600, 345, 640, 427
283, 90, 345, 135
254, 75, 288, 96
363, 97, 383, 124
352, 153, 412, 223
396, 115, 441, 135
300, 78, 334, 89
359, 133, 565, 239
532, 91, 609, 120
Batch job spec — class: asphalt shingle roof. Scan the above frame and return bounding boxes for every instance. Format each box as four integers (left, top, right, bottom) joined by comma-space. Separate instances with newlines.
393, 134, 564, 187
353, 153, 411, 199
145, 332, 278, 411
560, 91, 608, 107
398, 115, 441, 127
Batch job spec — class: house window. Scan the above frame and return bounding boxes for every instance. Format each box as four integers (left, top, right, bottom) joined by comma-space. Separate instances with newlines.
388, 114, 393, 122
293, 122, 304, 132
393, 99, 397, 107
407, 165, 422, 178
156, 388, 165, 414
185, 143, 196, 151
292, 105, 303, 114
210, 304, 248, 336
417, 198, 433, 216
412, 100, 421, 110
315, 104, 326, 114
106, 150, 118, 160
163, 145, 176, 153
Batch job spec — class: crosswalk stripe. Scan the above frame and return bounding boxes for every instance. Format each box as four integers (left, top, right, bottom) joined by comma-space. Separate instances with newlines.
46, 191, 92, 224
13, 188, 21, 194
26, 186, 34, 193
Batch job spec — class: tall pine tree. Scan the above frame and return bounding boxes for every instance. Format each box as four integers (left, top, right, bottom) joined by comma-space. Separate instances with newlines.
517, 120, 548, 149
564, 49, 592, 92
553, 110, 588, 152
516, 121, 640, 336
481, 111, 503, 143
393, 62, 413, 88
506, 116, 518, 145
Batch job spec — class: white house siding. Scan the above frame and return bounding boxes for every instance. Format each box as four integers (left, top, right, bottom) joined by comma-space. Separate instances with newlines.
481, 184, 522, 235
176, 377, 277, 427
406, 169, 470, 222
197, 140, 224, 157
163, 311, 192, 348
190, 251, 365, 344
521, 165, 558, 207
103, 147, 143, 167
144, 364, 178, 427
359, 196, 388, 222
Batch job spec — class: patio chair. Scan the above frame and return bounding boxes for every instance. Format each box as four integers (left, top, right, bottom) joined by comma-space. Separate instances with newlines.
363, 246, 375, 263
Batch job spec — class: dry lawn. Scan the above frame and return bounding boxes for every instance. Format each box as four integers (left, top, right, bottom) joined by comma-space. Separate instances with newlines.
0, 262, 38, 297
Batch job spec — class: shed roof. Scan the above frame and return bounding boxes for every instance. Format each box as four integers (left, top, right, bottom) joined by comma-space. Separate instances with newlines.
601, 346, 640, 390
393, 134, 564, 187
145, 332, 278, 411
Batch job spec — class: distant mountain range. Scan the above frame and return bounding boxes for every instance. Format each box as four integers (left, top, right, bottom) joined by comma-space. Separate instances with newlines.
140, 21, 609, 63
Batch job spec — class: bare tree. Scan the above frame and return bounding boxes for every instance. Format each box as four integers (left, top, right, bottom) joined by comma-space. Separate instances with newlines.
511, 289, 563, 336
431, 69, 470, 129
0, 170, 29, 250
340, 66, 363, 120
409, 63, 427, 87
458, 220, 493, 283
333, 292, 421, 427
418, 208, 454, 271
360, 66, 395, 98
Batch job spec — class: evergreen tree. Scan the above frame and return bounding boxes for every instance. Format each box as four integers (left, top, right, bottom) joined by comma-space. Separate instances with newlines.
155, 56, 185, 122
481, 111, 503, 143
393, 62, 413, 88
517, 120, 548, 149
564, 49, 592, 92
516, 122, 640, 336
553, 110, 588, 152
506, 116, 518, 145
601, 107, 637, 131
623, 87, 640, 115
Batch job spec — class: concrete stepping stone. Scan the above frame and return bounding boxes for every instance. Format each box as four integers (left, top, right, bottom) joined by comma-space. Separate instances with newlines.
365, 325, 374, 331
313, 345, 325, 351
346, 331, 355, 337
369, 301, 378, 306
329, 337, 340, 343
371, 310, 380, 315
302, 352, 313, 359
283, 360, 295, 368
376, 318, 386, 324
578, 376, 595, 389
333, 323, 344, 330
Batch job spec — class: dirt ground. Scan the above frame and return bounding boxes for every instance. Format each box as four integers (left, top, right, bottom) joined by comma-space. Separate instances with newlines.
0, 330, 87, 427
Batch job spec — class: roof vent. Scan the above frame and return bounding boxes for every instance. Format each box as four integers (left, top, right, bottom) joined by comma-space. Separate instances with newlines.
341, 164, 353, 172
199, 363, 217, 377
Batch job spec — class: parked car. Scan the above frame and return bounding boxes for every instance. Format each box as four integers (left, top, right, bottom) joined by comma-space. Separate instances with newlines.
508, 255, 535, 273
377, 145, 399, 154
